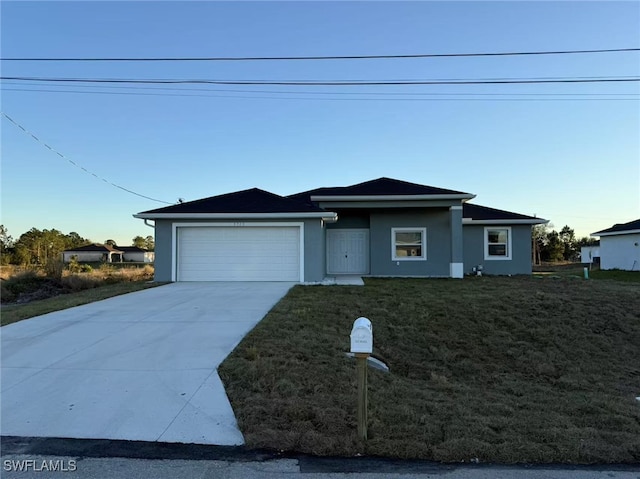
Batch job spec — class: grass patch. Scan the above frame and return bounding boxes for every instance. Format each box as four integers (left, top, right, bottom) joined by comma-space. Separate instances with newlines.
219, 276, 640, 463
533, 263, 640, 282
1, 281, 162, 326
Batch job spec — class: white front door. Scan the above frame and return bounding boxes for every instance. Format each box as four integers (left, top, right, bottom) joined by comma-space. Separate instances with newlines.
327, 229, 369, 274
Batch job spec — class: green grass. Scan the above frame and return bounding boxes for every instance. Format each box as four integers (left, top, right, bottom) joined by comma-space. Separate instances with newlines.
533, 263, 640, 282
1, 281, 162, 326
219, 276, 640, 464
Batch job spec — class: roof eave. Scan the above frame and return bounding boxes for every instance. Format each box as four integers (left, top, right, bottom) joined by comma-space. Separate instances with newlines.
463, 218, 549, 225
133, 212, 337, 220
592, 228, 640, 237
310, 194, 476, 201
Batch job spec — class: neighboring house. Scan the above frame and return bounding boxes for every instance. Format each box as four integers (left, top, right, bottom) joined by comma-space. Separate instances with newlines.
134, 177, 548, 282
580, 245, 600, 264
117, 246, 155, 263
591, 219, 640, 271
62, 244, 124, 263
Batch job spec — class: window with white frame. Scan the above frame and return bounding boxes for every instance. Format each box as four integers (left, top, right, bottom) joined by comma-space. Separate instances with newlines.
392, 228, 426, 260
484, 227, 512, 260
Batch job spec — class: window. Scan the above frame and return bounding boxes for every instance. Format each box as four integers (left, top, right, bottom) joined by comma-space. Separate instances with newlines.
484, 227, 512, 260
392, 228, 426, 261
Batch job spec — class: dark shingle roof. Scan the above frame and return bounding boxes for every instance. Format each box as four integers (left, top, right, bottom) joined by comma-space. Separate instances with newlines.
116, 246, 149, 252
288, 177, 471, 202
463, 203, 544, 222
63, 244, 123, 253
592, 219, 640, 235
138, 188, 327, 215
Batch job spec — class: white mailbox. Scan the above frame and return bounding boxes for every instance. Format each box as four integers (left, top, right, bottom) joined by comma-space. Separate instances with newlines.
350, 317, 373, 354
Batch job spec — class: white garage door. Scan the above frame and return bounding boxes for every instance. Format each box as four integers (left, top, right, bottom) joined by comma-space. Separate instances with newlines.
177, 226, 301, 281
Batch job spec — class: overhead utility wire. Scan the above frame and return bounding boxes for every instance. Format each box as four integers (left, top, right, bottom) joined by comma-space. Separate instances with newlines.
0, 112, 172, 205
2, 76, 639, 86
2, 47, 638, 61
4, 88, 638, 102
2, 80, 639, 96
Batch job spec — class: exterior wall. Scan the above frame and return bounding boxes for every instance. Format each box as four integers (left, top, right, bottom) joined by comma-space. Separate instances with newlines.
63, 252, 111, 263
326, 210, 370, 229
463, 224, 533, 275
580, 246, 600, 264
369, 209, 451, 277
122, 252, 155, 263
599, 233, 640, 270
154, 220, 174, 281
151, 218, 326, 282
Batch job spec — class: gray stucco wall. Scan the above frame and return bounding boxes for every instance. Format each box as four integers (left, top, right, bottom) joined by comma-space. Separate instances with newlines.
463, 224, 533, 275
326, 210, 370, 229
153, 220, 173, 282
370, 209, 451, 277
150, 218, 326, 282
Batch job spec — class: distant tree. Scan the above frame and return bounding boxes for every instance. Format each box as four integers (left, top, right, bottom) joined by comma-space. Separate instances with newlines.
559, 225, 577, 261
12, 228, 68, 265
544, 230, 565, 262
144, 235, 155, 251
532, 224, 550, 265
0, 225, 14, 264
132, 236, 146, 248
104, 239, 117, 246
65, 231, 90, 249
577, 236, 599, 247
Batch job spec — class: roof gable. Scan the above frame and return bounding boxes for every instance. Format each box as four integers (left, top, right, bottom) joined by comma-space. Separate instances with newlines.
289, 177, 471, 202
592, 219, 640, 236
138, 188, 327, 215
63, 244, 123, 253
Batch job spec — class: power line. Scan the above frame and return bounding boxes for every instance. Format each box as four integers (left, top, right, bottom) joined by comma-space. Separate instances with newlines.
3, 88, 639, 102
1, 112, 172, 205
2, 47, 639, 62
2, 80, 639, 96
2, 76, 639, 86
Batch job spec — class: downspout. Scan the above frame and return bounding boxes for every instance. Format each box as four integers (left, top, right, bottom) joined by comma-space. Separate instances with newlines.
143, 219, 155, 229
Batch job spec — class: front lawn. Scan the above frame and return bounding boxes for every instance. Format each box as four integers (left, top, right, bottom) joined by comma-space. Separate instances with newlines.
219, 276, 640, 464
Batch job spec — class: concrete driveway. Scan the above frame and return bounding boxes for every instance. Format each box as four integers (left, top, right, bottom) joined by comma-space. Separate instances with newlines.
1, 282, 295, 445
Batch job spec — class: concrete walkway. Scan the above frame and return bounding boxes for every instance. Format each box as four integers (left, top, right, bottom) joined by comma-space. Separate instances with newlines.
1, 282, 295, 445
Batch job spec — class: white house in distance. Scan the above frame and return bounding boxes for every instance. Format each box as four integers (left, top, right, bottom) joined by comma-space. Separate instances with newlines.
580, 244, 600, 264
591, 219, 640, 271
62, 244, 154, 263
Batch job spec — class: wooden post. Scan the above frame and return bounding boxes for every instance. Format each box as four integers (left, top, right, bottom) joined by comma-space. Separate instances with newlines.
356, 352, 369, 440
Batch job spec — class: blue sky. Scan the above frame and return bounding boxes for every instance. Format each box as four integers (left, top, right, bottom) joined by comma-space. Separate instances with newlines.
1, 1, 639, 245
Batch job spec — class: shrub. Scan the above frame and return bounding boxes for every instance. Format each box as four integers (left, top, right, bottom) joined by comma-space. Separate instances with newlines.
60, 274, 102, 292
1, 270, 55, 303
81, 264, 93, 273
45, 257, 64, 280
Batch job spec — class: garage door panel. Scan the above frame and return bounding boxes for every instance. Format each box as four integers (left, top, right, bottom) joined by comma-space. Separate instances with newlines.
177, 227, 301, 281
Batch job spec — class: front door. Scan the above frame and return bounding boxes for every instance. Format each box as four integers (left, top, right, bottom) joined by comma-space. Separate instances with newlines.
327, 229, 370, 274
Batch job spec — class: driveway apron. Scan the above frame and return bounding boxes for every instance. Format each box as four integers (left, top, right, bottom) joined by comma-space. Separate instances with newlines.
1, 282, 294, 445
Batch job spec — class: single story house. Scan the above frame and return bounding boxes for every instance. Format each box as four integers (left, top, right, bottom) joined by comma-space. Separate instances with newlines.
62, 244, 125, 263
591, 219, 640, 271
134, 177, 548, 282
117, 246, 155, 263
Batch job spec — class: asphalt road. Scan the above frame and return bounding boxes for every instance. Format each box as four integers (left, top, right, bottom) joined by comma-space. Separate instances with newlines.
1, 454, 639, 479
1, 437, 638, 479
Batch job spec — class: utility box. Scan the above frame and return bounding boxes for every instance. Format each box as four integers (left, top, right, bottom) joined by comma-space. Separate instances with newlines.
351, 317, 373, 354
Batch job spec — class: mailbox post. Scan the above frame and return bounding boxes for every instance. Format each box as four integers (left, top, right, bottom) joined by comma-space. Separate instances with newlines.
350, 317, 373, 441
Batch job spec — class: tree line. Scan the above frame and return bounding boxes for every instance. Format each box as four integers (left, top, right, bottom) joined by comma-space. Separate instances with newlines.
533, 224, 598, 264
0, 225, 154, 266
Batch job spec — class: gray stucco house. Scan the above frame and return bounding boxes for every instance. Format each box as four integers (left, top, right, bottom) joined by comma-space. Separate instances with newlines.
134, 178, 547, 282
